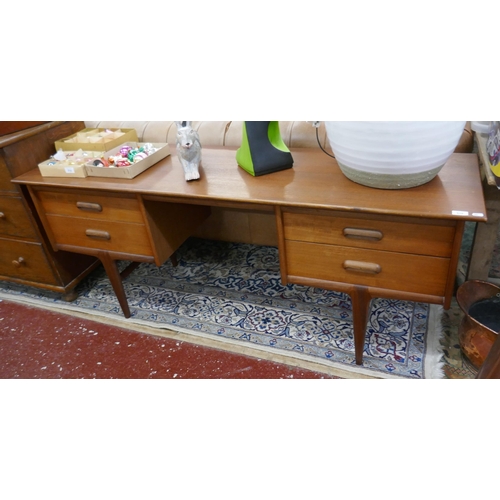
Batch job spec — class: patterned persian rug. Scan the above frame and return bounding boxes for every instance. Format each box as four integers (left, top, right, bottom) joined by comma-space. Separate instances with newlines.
0, 237, 445, 379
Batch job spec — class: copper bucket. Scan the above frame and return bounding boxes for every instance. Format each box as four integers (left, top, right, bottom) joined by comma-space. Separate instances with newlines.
457, 280, 500, 369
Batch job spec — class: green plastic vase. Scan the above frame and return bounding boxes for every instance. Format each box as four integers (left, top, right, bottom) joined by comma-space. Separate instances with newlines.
236, 121, 293, 176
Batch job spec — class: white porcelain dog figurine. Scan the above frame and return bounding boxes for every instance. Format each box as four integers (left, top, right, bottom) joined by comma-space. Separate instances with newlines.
175, 121, 202, 181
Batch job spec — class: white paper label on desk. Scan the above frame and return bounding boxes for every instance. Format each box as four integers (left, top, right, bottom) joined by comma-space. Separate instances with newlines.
64, 167, 75, 174
472, 213, 485, 217
452, 210, 469, 216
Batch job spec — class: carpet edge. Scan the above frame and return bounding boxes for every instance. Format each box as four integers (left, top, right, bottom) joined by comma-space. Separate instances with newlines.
424, 305, 446, 379
0, 293, 387, 379
0, 291, 441, 380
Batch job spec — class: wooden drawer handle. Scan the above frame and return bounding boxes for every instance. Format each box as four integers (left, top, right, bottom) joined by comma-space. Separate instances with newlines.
343, 227, 383, 241
12, 257, 25, 267
0, 212, 5, 219
85, 229, 110, 240
77, 201, 102, 212
343, 260, 381, 274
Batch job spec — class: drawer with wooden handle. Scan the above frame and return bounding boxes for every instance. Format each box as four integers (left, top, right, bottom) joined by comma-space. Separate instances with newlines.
35, 189, 144, 224
0, 237, 58, 284
282, 211, 456, 258
45, 214, 153, 256
284, 240, 450, 297
0, 196, 37, 239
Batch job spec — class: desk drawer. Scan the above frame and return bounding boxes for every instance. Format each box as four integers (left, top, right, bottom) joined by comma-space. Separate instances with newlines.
284, 240, 450, 296
0, 237, 57, 283
0, 196, 37, 239
37, 189, 144, 223
46, 214, 153, 256
283, 211, 455, 257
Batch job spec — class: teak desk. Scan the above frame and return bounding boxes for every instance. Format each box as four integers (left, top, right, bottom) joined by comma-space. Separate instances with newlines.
13, 147, 487, 365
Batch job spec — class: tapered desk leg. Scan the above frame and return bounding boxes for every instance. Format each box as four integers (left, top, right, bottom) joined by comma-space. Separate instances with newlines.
350, 286, 372, 365
120, 261, 141, 280
170, 253, 178, 267
98, 251, 131, 319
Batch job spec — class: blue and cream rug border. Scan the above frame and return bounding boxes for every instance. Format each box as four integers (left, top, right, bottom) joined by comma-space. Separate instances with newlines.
0, 238, 445, 379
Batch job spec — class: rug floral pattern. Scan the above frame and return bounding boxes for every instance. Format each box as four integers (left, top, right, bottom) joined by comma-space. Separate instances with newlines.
0, 238, 440, 379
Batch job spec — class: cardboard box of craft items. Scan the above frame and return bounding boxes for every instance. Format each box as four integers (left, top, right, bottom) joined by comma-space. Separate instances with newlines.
84, 142, 171, 179
38, 150, 103, 178
54, 127, 138, 152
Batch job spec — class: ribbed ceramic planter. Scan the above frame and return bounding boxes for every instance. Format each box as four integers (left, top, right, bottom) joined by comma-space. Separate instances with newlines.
324, 121, 466, 189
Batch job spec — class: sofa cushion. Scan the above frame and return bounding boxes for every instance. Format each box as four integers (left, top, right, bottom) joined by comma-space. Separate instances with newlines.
84, 121, 472, 153
223, 121, 331, 150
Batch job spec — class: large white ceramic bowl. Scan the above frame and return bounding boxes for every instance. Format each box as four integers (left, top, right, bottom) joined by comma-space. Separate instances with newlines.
324, 121, 466, 189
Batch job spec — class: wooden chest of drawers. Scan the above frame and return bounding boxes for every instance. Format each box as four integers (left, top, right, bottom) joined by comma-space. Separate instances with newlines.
0, 196, 38, 239
0, 237, 57, 283
0, 122, 98, 298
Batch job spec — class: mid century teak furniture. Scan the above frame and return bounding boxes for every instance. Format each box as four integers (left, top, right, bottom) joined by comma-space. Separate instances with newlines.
12, 147, 486, 365
0, 121, 98, 300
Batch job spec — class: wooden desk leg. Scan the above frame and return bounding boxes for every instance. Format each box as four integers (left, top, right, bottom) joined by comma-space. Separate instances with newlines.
120, 261, 141, 280
61, 289, 78, 302
97, 251, 131, 319
170, 253, 178, 267
467, 183, 500, 281
350, 286, 372, 365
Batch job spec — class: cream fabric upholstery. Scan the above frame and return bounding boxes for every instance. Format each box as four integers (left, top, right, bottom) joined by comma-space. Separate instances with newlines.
86, 121, 235, 147
84, 121, 471, 154
223, 121, 243, 147
84, 121, 331, 150
194, 121, 232, 147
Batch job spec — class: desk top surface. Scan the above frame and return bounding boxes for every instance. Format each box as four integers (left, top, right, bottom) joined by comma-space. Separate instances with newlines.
13, 147, 487, 221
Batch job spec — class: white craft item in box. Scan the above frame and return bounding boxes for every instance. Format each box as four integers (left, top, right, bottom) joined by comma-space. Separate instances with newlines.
38, 150, 102, 178
85, 143, 171, 179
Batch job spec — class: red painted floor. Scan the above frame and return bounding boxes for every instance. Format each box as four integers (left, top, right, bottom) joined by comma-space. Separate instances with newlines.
0, 299, 339, 379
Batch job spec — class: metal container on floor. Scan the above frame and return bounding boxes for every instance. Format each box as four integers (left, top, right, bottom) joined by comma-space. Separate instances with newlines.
457, 280, 500, 369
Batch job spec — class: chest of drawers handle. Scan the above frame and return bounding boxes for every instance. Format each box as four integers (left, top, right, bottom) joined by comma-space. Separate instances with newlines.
76, 201, 102, 212
343, 227, 383, 241
85, 229, 110, 240
343, 260, 381, 274
0, 212, 5, 218
12, 257, 25, 267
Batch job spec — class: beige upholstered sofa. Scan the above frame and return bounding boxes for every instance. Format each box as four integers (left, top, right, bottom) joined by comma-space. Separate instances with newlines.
84, 121, 335, 150
84, 121, 474, 246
